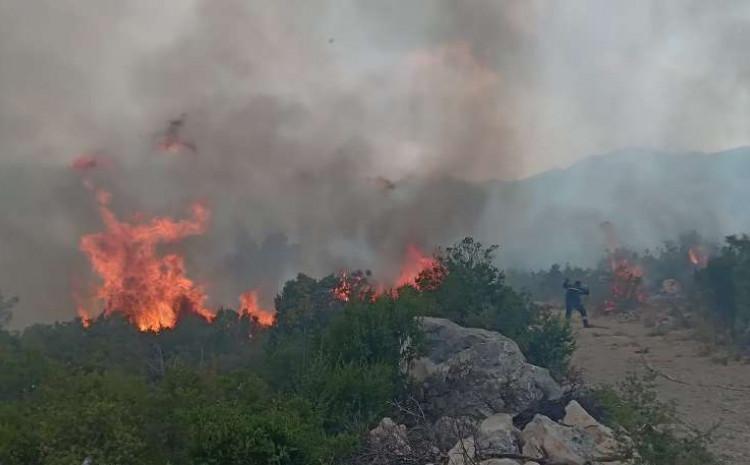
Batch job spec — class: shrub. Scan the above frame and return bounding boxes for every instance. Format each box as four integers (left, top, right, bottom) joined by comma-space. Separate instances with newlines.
696, 235, 750, 347
417, 237, 575, 376
269, 284, 423, 435
518, 312, 576, 379
589, 371, 719, 465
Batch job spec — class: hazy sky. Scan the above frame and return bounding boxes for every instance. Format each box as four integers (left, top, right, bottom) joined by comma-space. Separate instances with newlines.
2, 0, 748, 178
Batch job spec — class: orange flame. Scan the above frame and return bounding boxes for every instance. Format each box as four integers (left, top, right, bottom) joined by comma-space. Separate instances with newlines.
332, 244, 438, 302
395, 244, 437, 289
332, 270, 377, 302
79, 189, 214, 332
602, 256, 647, 313
238, 290, 275, 326
71, 154, 100, 172
688, 246, 708, 268
158, 138, 196, 154
79, 314, 92, 328
599, 222, 647, 312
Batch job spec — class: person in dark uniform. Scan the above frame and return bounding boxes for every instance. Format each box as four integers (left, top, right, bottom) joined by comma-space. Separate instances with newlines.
563, 278, 590, 328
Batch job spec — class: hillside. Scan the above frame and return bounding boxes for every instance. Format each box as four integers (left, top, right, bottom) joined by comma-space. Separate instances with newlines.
485, 147, 750, 269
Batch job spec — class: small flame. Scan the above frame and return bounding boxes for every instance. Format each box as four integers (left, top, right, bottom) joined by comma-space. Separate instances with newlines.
71, 154, 100, 172
332, 270, 376, 302
395, 244, 437, 289
688, 246, 708, 268
602, 256, 647, 312
78, 188, 214, 332
599, 222, 647, 312
158, 138, 196, 154
332, 244, 438, 302
238, 290, 275, 326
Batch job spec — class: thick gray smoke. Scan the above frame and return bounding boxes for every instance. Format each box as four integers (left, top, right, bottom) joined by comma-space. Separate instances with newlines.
1, 0, 749, 326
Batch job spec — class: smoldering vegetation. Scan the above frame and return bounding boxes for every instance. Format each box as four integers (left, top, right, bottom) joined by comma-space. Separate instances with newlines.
1, 1, 749, 326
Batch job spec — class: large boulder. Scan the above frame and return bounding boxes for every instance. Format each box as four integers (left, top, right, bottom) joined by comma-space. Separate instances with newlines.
562, 400, 620, 456
520, 402, 627, 465
446, 413, 521, 464
521, 414, 593, 465
410, 318, 562, 418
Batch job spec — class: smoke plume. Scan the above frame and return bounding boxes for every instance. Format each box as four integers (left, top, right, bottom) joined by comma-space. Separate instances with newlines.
1, 0, 749, 326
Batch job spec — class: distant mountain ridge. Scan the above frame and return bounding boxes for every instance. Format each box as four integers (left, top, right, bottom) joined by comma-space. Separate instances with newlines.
482, 146, 750, 268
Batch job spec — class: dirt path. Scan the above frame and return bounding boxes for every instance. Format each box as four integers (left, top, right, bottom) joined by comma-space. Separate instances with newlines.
571, 315, 750, 464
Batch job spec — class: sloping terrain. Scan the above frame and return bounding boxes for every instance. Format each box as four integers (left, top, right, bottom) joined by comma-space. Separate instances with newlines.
573, 315, 750, 464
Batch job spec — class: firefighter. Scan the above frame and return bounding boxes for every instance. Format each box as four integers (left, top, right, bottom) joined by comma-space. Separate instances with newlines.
563, 278, 590, 328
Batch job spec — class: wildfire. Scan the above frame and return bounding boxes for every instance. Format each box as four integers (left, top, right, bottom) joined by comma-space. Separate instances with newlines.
71, 154, 102, 172
332, 244, 439, 302
332, 270, 378, 302
603, 256, 647, 313
79, 188, 214, 332
238, 290, 275, 326
688, 246, 709, 268
599, 222, 647, 313
395, 244, 438, 288
159, 138, 197, 154
79, 314, 92, 328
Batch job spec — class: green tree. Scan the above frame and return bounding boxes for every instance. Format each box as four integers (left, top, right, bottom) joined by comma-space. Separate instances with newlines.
416, 237, 575, 374
696, 234, 750, 346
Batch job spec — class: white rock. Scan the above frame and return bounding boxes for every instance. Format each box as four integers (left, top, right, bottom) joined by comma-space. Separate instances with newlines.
479, 459, 521, 465
562, 400, 620, 455
410, 318, 563, 418
368, 417, 411, 456
521, 414, 592, 465
475, 413, 520, 457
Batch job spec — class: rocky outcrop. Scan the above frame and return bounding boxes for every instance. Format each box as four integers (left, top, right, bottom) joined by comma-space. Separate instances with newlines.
364, 319, 628, 465
444, 401, 625, 465
433, 416, 478, 451
521, 414, 594, 464
562, 400, 620, 457
474, 413, 520, 457
519, 401, 626, 465
367, 417, 412, 457
410, 317, 563, 418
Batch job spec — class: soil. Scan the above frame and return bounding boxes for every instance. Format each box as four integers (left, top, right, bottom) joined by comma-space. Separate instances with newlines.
571, 314, 750, 464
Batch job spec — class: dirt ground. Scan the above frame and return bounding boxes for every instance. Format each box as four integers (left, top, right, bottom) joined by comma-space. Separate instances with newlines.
571, 314, 750, 464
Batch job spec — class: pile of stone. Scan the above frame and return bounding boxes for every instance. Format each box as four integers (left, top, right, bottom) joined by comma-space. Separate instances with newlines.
366, 318, 629, 465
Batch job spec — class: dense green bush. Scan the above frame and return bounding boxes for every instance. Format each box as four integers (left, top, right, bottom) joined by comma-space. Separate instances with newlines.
268, 276, 423, 434
416, 237, 575, 376
696, 235, 750, 347
519, 313, 576, 379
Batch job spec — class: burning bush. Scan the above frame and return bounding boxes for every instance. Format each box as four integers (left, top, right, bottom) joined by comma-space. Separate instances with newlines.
0, 236, 580, 464
413, 237, 575, 377
509, 231, 716, 317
